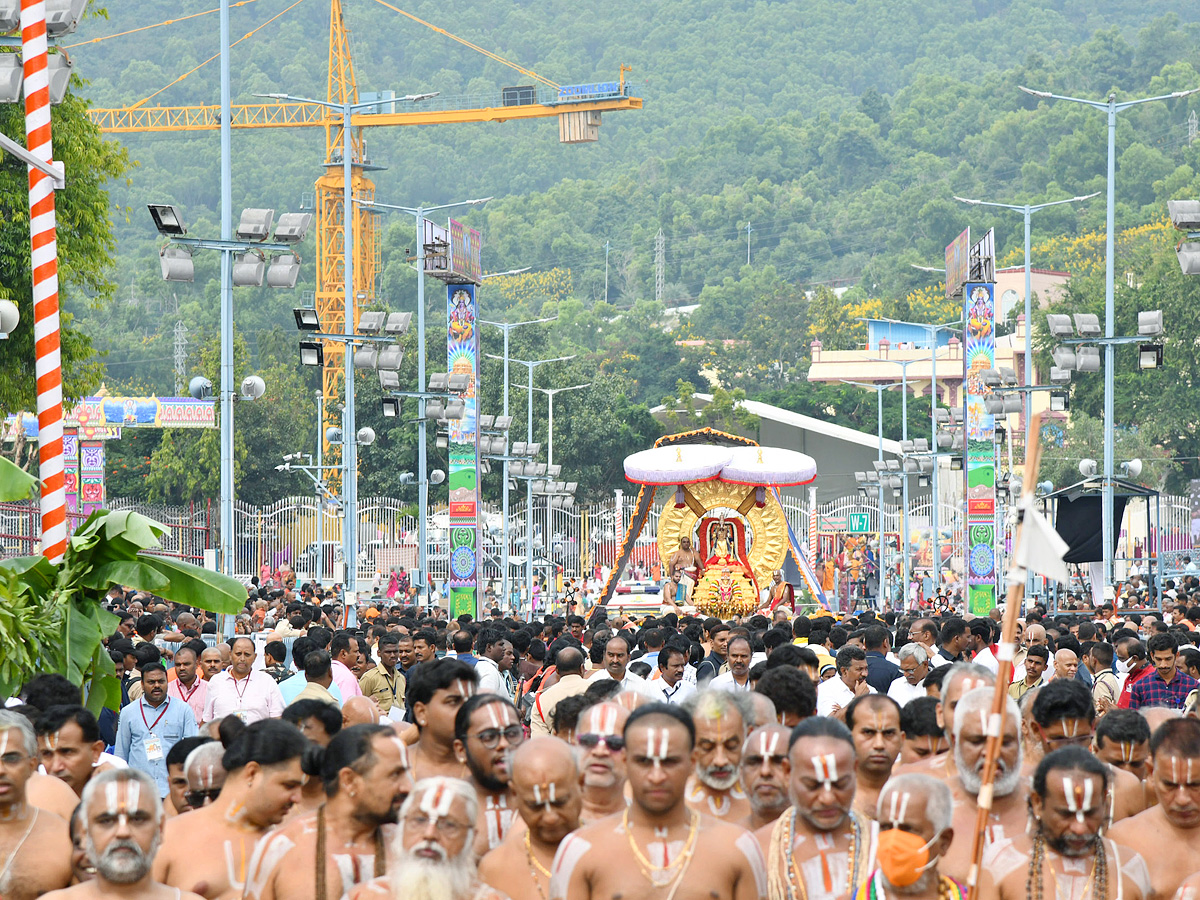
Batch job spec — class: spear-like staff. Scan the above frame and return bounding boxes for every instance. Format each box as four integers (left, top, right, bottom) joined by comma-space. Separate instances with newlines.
966, 413, 1069, 891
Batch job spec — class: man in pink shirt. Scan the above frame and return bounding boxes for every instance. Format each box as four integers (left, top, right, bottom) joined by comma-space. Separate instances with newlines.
202, 636, 284, 725
330, 632, 364, 699
167, 644, 207, 726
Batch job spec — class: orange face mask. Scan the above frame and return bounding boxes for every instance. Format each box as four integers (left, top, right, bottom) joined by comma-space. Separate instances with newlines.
876, 828, 938, 887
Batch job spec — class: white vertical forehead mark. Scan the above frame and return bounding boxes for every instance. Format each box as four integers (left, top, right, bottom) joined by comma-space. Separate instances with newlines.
47, 730, 60, 751
759, 731, 782, 758
533, 784, 542, 804
456, 679, 475, 698
1066, 720, 1079, 738
646, 727, 669, 770
887, 791, 911, 829
105, 781, 120, 816
549, 782, 556, 803
812, 753, 838, 789
125, 779, 141, 815
1120, 742, 1133, 764
1173, 757, 1180, 784
0, 730, 9, 758
419, 782, 455, 822
391, 737, 410, 769
484, 704, 502, 730
1189, 759, 1196, 784
584, 705, 619, 736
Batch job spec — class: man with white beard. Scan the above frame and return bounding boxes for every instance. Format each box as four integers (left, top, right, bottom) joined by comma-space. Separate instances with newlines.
348, 777, 510, 900
680, 688, 751, 821
938, 687, 1027, 884
42, 768, 205, 900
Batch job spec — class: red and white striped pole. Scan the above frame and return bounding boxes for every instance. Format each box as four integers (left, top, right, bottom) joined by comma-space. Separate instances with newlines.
22, 0, 66, 562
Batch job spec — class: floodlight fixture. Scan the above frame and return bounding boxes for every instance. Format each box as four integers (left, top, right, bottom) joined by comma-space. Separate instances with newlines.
547, 464, 562, 477
1137, 310, 1163, 337
1046, 314, 1074, 338
527, 443, 542, 458
381, 397, 401, 418
148, 204, 189, 238
353, 346, 379, 369
937, 431, 954, 450
918, 474, 930, 488
298, 341, 324, 367
900, 440, 914, 453
1049, 391, 1069, 412
1139, 343, 1163, 371
425, 400, 446, 419
445, 399, 466, 420
1168, 200, 1200, 231
479, 414, 495, 430
872, 460, 888, 472
950, 456, 963, 471
494, 415, 513, 431
934, 408, 950, 424
1177, 242, 1200, 276
384, 312, 412, 335
231, 250, 265, 287
1052, 347, 1077, 371
188, 376, 212, 400
512, 442, 528, 457
998, 367, 1017, 386
378, 370, 401, 390
854, 471, 868, 484
903, 458, 919, 474
913, 438, 929, 453
44, 50, 72, 104
235, 208, 274, 242
1075, 346, 1101, 373
428, 373, 449, 391
357, 311, 386, 334
376, 346, 403, 371
0, 3, 19, 32
1003, 394, 1022, 414
1073, 313, 1101, 338
239, 375, 266, 400
159, 245, 194, 282
983, 398, 1004, 418
980, 368, 1002, 387
293, 306, 321, 330
266, 252, 301, 289
44, 0, 88, 37
435, 432, 449, 450
447, 373, 470, 392
1049, 366, 1071, 385
0, 52, 20, 103
273, 212, 312, 243
886, 459, 900, 471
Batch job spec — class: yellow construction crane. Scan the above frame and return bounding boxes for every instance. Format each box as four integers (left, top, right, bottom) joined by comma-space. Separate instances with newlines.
87, 0, 642, 477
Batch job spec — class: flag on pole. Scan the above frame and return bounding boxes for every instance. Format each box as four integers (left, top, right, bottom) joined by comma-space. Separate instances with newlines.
1015, 497, 1071, 584
773, 488, 832, 610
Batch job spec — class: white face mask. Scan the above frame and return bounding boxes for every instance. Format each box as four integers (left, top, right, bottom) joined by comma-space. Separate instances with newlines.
1116, 657, 1131, 674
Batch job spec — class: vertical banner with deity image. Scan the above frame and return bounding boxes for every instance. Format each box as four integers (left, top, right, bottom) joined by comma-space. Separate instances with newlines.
963, 282, 997, 614
446, 283, 480, 619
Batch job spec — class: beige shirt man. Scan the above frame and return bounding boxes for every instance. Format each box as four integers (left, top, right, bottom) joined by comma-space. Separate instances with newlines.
530, 648, 589, 737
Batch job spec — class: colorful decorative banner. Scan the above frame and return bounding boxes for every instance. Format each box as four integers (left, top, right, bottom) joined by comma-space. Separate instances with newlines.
64, 429, 79, 514
80, 439, 106, 517
447, 283, 480, 618
963, 282, 997, 614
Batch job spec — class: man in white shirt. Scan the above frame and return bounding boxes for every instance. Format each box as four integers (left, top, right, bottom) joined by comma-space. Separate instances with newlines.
474, 629, 514, 700
888, 642, 931, 707
816, 646, 873, 716
710, 635, 753, 692
202, 636, 285, 725
656, 645, 696, 704
589, 634, 661, 698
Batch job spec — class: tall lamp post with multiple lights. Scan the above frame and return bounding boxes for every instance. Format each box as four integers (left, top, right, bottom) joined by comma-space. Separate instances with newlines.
1017, 84, 1198, 587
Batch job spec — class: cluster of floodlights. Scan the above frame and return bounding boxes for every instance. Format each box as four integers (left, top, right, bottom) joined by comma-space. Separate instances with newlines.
294, 307, 411, 377
0, 0, 86, 105
934, 407, 965, 458
378, 373, 470, 421
1045, 310, 1164, 375
149, 204, 313, 288
474, 414, 514, 469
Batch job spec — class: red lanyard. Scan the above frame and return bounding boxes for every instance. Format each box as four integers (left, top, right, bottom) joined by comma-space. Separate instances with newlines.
140, 698, 170, 733
175, 679, 201, 704
231, 673, 252, 705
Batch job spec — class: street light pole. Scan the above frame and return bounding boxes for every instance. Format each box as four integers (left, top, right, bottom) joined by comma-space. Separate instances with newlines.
516, 383, 591, 466
219, 0, 234, 612
840, 380, 903, 608
480, 319, 555, 609
1018, 85, 1198, 586
490, 354, 573, 618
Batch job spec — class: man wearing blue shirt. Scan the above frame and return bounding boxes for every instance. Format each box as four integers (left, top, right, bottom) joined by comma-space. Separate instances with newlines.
115, 662, 198, 797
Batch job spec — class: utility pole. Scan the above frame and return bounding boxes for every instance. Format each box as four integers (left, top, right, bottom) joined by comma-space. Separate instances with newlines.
173, 321, 188, 397
746, 222, 753, 266
654, 229, 665, 304
604, 240, 610, 303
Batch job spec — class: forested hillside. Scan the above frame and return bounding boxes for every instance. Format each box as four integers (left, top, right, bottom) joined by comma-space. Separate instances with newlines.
54, 0, 1200, 501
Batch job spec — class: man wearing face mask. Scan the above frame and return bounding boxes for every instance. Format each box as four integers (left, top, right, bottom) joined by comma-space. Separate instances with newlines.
975, 748, 1151, 900
758, 718, 872, 900
848, 774, 957, 900
939, 688, 1026, 883
1115, 638, 1152, 709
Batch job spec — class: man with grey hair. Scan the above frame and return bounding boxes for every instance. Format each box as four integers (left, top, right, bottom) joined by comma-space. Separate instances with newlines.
888, 644, 930, 707
348, 776, 508, 900
681, 688, 752, 820
939, 687, 1027, 883
895, 662, 995, 775
852, 774, 956, 899
0, 710, 73, 900
43, 768, 205, 900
